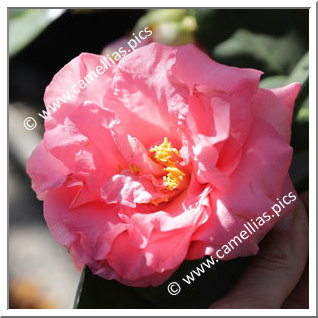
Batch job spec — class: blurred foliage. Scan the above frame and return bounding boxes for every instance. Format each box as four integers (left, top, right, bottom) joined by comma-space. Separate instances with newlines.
260, 51, 308, 89
195, 9, 308, 57
9, 9, 65, 57
214, 30, 304, 74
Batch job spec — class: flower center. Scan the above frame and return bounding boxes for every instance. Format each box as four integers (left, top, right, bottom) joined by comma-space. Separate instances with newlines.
149, 137, 185, 191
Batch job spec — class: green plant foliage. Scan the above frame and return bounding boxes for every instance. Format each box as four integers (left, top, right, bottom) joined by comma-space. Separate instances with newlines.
9, 9, 65, 57
214, 29, 305, 74
259, 75, 288, 89
288, 51, 309, 84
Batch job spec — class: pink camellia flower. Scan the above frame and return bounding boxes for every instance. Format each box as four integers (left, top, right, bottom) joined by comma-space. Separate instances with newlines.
27, 43, 300, 287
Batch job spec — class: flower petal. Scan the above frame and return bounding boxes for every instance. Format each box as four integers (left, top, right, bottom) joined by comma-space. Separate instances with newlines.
44, 53, 115, 125
252, 83, 301, 142
26, 142, 70, 199
101, 170, 164, 208
171, 43, 263, 97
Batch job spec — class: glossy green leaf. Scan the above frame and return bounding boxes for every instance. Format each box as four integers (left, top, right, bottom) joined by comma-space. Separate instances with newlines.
9, 9, 65, 57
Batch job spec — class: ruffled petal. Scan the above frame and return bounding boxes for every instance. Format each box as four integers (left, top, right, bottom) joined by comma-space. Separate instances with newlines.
217, 118, 293, 218
26, 142, 70, 199
102, 180, 212, 286
43, 53, 115, 125
44, 186, 127, 262
42, 101, 125, 197
186, 96, 231, 189
192, 117, 296, 260
101, 170, 165, 208
102, 43, 187, 146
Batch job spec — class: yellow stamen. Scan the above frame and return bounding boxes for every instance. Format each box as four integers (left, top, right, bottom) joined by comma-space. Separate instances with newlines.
149, 137, 185, 191
149, 137, 180, 166
163, 166, 185, 191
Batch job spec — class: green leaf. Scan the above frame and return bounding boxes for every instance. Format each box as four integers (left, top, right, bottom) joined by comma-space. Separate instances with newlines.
74, 256, 250, 309
214, 29, 305, 74
9, 9, 65, 57
296, 96, 309, 122
287, 51, 309, 85
289, 52, 309, 122
260, 51, 308, 89
194, 9, 308, 63
293, 76, 309, 122
259, 75, 288, 89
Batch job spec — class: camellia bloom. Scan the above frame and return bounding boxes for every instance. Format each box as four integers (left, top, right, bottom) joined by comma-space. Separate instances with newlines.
27, 43, 300, 287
